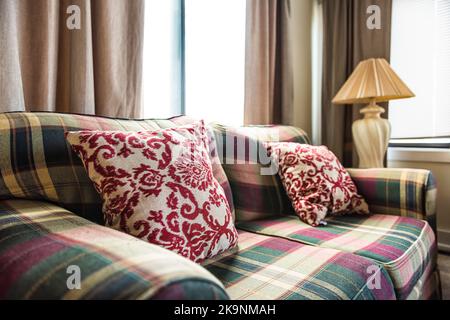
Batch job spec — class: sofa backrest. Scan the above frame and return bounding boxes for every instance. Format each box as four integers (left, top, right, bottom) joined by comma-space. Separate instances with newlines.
0, 112, 234, 223
211, 124, 311, 222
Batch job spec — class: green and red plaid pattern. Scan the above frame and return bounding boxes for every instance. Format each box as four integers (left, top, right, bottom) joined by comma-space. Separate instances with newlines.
348, 168, 437, 234
406, 268, 441, 300
0, 199, 228, 300
202, 230, 396, 300
237, 214, 438, 300
0, 112, 234, 223
210, 124, 310, 222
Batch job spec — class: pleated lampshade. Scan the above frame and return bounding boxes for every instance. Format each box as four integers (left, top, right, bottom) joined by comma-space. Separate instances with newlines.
332, 58, 415, 104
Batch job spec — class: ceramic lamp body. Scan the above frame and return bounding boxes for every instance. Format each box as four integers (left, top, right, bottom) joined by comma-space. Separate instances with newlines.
332, 58, 414, 168
352, 103, 391, 168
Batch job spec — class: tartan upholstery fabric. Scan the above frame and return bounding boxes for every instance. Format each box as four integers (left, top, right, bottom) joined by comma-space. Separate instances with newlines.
0, 199, 228, 300
347, 168, 437, 234
0, 112, 440, 300
202, 230, 396, 300
406, 270, 441, 300
237, 214, 437, 299
0, 112, 234, 223
210, 124, 310, 222
223, 125, 312, 144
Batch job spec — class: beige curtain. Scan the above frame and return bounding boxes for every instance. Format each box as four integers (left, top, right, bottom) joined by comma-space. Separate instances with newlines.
321, 0, 392, 167
244, 0, 292, 125
0, 0, 144, 118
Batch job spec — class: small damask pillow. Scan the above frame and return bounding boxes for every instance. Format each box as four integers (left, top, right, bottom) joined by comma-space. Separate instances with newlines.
66, 122, 238, 262
266, 142, 369, 226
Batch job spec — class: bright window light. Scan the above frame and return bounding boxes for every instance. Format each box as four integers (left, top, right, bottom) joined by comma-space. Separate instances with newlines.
390, 0, 450, 138
185, 0, 246, 126
142, 0, 182, 118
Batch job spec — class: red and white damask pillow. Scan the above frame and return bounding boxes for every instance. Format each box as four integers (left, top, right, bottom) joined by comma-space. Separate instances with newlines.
66, 122, 238, 262
265, 142, 369, 226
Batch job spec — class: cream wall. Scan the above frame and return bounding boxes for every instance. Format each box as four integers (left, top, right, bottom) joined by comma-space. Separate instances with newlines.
388, 159, 450, 252
290, 0, 313, 137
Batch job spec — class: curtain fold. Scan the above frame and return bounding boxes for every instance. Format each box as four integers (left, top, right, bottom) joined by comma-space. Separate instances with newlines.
321, 0, 392, 167
244, 0, 292, 125
0, 0, 144, 118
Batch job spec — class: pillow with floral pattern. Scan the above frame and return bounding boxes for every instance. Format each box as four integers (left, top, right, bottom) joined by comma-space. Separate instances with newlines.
66, 122, 238, 262
265, 142, 369, 226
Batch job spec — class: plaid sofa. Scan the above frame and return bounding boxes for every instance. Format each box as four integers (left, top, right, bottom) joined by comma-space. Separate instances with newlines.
0, 112, 441, 300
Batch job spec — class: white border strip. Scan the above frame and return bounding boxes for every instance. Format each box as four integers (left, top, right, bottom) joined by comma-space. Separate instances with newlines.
387, 147, 450, 164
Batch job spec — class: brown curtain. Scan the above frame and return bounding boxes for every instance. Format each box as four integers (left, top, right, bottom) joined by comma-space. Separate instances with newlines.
244, 0, 292, 125
321, 0, 392, 167
0, 0, 144, 118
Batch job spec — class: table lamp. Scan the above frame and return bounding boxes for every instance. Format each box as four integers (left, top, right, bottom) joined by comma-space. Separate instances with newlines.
332, 58, 415, 168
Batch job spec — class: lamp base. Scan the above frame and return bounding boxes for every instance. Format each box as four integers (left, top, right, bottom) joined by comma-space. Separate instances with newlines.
352, 102, 391, 168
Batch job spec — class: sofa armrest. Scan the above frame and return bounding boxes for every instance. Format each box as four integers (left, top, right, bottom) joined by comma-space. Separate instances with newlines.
0, 199, 229, 300
347, 168, 437, 233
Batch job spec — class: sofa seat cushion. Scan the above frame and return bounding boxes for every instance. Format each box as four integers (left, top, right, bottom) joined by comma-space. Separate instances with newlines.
202, 230, 396, 300
0, 199, 228, 300
237, 214, 437, 299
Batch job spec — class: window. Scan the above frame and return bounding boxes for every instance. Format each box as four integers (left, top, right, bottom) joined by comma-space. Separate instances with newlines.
141, 0, 246, 125
185, 0, 246, 126
389, 0, 450, 139
142, 0, 184, 118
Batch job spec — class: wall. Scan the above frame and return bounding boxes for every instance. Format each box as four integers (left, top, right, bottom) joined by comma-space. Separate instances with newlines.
388, 156, 450, 252
290, 0, 313, 137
